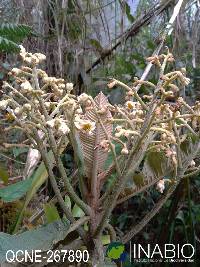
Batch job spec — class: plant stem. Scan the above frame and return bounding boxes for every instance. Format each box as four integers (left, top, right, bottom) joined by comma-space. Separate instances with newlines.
121, 181, 178, 244
32, 67, 91, 216
32, 128, 87, 242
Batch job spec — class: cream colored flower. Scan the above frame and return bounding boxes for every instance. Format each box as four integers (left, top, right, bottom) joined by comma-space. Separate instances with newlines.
14, 107, 23, 115
19, 45, 26, 55
115, 126, 122, 132
121, 145, 129, 155
77, 93, 90, 103
58, 83, 66, 89
66, 83, 73, 92
115, 128, 125, 138
37, 69, 48, 78
46, 119, 55, 128
99, 140, 110, 152
156, 179, 165, 193
11, 68, 21, 75
45, 102, 51, 109
189, 160, 196, 167
58, 121, 70, 135
34, 53, 46, 62
125, 101, 136, 110
23, 103, 32, 111
0, 99, 9, 110
20, 81, 32, 91
76, 107, 83, 114
2, 81, 9, 90
28, 53, 40, 64
74, 116, 95, 135
43, 77, 57, 83
46, 118, 70, 135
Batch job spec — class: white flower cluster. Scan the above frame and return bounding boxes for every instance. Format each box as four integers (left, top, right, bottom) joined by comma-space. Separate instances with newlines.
46, 118, 70, 135
19, 45, 46, 65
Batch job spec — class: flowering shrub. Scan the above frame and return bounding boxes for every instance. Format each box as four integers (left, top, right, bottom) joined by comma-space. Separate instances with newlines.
1, 46, 200, 264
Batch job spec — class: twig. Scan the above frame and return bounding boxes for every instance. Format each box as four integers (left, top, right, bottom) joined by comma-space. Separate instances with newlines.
82, 0, 173, 77
121, 182, 178, 244
112, 79, 148, 110
33, 67, 91, 216
32, 128, 87, 242
0, 152, 26, 165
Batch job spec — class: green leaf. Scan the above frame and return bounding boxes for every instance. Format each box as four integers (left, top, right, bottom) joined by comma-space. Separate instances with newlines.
0, 177, 34, 202
180, 134, 199, 159
13, 141, 69, 233
44, 203, 60, 223
147, 40, 155, 50
145, 151, 167, 177
72, 204, 85, 218
0, 220, 69, 263
125, 3, 134, 23
89, 39, 103, 52
12, 147, 29, 158
12, 151, 53, 232
132, 172, 145, 187
0, 24, 33, 53
0, 165, 9, 184
0, 36, 20, 53
0, 72, 4, 79
0, 23, 33, 42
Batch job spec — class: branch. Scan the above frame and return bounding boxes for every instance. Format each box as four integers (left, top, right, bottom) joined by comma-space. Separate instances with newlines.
32, 67, 91, 216
121, 181, 178, 244
76, 0, 173, 86
32, 128, 87, 242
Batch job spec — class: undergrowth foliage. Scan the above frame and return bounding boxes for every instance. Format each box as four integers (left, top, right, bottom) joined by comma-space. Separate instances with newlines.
0, 24, 33, 52
1, 46, 200, 264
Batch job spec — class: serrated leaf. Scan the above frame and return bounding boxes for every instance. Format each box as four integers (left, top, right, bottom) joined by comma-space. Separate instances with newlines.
72, 204, 85, 218
44, 203, 60, 223
79, 92, 113, 178
0, 177, 34, 202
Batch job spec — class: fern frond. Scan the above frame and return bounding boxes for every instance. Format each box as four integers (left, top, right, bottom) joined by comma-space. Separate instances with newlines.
0, 37, 19, 52
0, 23, 32, 43
0, 23, 33, 53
